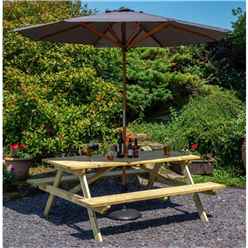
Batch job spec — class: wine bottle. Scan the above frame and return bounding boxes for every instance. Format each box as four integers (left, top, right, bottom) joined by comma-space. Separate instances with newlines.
117, 133, 124, 158
133, 138, 139, 158
127, 138, 133, 158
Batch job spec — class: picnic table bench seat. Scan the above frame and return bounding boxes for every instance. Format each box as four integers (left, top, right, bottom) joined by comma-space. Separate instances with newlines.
39, 182, 224, 209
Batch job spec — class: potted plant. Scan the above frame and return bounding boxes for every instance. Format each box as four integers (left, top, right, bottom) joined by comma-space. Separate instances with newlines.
4, 143, 33, 180
170, 143, 214, 175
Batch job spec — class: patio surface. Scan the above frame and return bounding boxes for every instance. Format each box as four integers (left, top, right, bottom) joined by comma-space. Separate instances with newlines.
3, 177, 246, 248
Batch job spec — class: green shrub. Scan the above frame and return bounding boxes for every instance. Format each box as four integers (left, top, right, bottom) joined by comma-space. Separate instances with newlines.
130, 88, 245, 171
165, 88, 245, 168
129, 121, 168, 143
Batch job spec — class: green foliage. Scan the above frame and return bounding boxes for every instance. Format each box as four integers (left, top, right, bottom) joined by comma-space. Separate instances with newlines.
193, 167, 246, 188
205, 8, 246, 100
3, 1, 245, 170
127, 47, 208, 117
131, 88, 245, 170
129, 121, 169, 144
4, 143, 31, 159
231, 7, 246, 49
3, 1, 122, 158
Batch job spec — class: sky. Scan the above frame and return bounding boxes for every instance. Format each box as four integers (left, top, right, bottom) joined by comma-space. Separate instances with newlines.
83, 1, 245, 29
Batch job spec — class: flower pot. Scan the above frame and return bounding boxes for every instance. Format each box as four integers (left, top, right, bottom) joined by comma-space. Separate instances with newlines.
4, 157, 33, 180
169, 159, 214, 175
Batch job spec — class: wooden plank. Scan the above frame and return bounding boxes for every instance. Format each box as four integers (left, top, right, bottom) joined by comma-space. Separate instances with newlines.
42, 159, 127, 170
43, 169, 63, 217
43, 154, 201, 170
28, 168, 146, 187
39, 184, 107, 214
83, 182, 225, 208
39, 184, 90, 208
27, 175, 78, 185
79, 175, 103, 242
128, 155, 201, 166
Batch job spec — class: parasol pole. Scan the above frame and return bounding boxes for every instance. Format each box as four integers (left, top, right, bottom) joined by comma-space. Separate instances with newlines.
121, 23, 128, 156
122, 46, 127, 154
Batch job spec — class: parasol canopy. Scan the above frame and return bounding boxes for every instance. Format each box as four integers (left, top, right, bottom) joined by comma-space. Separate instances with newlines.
15, 8, 229, 154
15, 8, 228, 48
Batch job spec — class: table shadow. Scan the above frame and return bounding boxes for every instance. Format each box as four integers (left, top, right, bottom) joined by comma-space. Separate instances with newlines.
3, 191, 188, 222
69, 212, 203, 241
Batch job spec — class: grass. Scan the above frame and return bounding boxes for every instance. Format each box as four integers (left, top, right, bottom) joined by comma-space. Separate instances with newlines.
193, 167, 246, 188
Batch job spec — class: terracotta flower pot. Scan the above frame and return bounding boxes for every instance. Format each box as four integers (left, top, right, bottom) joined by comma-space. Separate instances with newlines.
4, 157, 33, 180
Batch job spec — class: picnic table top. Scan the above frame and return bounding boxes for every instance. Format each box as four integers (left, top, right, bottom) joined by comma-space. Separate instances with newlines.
42, 150, 201, 171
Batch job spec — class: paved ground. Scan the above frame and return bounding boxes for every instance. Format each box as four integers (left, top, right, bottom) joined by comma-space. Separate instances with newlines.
3, 177, 246, 248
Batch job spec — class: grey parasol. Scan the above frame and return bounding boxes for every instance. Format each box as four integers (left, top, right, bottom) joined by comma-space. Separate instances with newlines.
15, 8, 229, 154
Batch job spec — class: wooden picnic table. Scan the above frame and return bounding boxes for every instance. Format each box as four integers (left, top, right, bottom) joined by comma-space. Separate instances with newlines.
30, 150, 225, 242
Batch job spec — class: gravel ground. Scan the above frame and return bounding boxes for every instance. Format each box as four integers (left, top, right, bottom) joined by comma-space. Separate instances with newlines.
3, 177, 246, 248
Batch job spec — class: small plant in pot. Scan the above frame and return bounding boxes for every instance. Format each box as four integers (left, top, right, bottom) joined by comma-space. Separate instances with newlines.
4, 143, 33, 180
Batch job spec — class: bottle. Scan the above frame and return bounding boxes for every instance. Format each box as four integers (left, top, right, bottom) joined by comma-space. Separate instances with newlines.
133, 138, 139, 158
127, 138, 133, 158
117, 132, 124, 158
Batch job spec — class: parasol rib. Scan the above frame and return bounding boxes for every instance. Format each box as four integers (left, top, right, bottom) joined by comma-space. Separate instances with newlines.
139, 24, 163, 47
128, 23, 168, 48
127, 26, 143, 47
93, 24, 112, 46
80, 23, 120, 46
108, 26, 122, 45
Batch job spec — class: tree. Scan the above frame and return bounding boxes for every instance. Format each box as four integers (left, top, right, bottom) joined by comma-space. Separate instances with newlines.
206, 8, 246, 100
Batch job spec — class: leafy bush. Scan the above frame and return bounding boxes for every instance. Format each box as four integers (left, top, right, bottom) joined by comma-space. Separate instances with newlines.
205, 8, 246, 100
3, 2, 121, 158
129, 121, 168, 143
131, 87, 245, 171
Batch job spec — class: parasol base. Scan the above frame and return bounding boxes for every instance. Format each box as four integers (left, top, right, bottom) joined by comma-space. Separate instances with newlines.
107, 207, 141, 221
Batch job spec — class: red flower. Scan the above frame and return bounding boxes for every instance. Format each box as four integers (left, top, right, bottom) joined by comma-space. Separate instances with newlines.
10, 144, 19, 150
191, 143, 198, 151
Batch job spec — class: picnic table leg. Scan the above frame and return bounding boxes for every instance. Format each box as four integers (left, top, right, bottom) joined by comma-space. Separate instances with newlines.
183, 164, 208, 223
147, 163, 161, 188
146, 163, 170, 201
44, 169, 63, 217
79, 174, 103, 242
